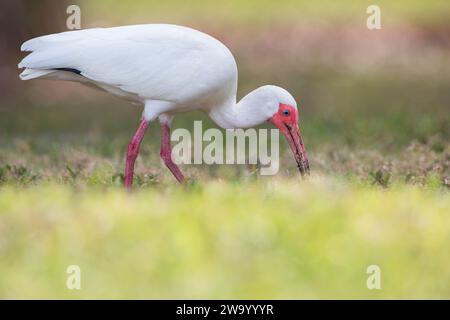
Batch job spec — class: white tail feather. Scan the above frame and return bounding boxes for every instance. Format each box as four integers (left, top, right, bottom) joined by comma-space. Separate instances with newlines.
19, 68, 54, 80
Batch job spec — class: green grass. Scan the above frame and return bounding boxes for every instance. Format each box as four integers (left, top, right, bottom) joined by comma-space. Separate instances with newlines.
0, 178, 448, 299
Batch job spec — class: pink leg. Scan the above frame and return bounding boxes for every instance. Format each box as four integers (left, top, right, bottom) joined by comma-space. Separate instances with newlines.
160, 122, 185, 183
125, 119, 150, 189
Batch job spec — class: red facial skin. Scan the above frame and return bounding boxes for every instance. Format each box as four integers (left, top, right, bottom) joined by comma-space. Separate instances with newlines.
269, 103, 310, 176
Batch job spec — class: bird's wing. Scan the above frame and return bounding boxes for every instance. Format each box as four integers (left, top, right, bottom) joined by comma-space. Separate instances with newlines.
19, 25, 208, 102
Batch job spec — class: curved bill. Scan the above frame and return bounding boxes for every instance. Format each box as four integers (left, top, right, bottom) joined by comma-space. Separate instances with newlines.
282, 123, 310, 176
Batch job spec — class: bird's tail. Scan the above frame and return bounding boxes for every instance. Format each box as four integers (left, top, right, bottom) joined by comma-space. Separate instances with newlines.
18, 32, 78, 81
19, 68, 54, 80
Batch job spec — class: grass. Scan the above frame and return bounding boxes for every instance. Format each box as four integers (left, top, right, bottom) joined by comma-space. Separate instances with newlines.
0, 121, 447, 298
0, 129, 448, 298
0, 178, 448, 299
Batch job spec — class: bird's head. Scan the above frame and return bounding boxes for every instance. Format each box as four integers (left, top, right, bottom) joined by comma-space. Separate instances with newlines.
265, 86, 310, 176
245, 85, 310, 176
215, 85, 310, 176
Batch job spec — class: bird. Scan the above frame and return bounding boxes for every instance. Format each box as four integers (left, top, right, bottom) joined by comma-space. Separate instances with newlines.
18, 24, 309, 187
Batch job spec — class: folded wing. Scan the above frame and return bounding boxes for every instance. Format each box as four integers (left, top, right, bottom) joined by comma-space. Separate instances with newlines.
18, 25, 207, 102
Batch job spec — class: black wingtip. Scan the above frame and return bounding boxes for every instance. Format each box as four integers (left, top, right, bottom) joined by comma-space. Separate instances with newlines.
53, 67, 81, 75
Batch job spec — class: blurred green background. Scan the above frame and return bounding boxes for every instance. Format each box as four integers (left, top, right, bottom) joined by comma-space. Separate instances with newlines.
0, 0, 449, 299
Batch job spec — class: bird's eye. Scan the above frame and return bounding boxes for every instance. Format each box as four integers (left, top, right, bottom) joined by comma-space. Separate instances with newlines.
283, 109, 290, 116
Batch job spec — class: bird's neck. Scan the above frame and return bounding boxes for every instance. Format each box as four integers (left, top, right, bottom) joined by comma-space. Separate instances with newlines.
208, 96, 239, 129
208, 91, 267, 129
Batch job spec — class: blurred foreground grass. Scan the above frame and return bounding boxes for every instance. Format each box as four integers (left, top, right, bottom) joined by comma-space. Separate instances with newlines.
0, 178, 449, 299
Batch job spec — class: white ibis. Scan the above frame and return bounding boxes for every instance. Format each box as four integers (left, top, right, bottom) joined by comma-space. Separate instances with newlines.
18, 24, 309, 187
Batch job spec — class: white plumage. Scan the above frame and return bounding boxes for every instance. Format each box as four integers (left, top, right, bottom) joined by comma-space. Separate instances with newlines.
19, 24, 239, 121
19, 24, 309, 186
